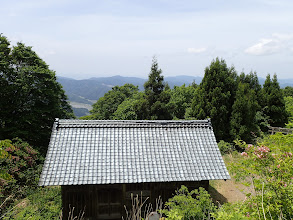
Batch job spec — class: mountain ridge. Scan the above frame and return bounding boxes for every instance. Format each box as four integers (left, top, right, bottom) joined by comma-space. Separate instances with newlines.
57, 75, 293, 117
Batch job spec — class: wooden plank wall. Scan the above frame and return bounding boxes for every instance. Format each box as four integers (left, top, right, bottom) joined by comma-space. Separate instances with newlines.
61, 180, 209, 220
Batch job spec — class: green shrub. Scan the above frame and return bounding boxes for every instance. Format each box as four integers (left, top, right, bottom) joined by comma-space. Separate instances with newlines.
211, 202, 249, 219
2, 187, 62, 219
0, 139, 43, 214
284, 96, 293, 128
161, 185, 216, 220
228, 133, 293, 219
217, 140, 235, 155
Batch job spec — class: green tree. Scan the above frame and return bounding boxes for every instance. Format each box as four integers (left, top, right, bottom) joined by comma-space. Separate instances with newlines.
230, 82, 259, 142
144, 57, 165, 104
282, 86, 293, 128
238, 71, 262, 104
0, 34, 14, 131
0, 139, 43, 213
112, 92, 147, 120
167, 84, 197, 119
143, 57, 171, 120
0, 35, 73, 151
90, 83, 139, 119
283, 86, 293, 97
0, 34, 11, 73
191, 58, 237, 141
262, 74, 287, 127
284, 96, 293, 128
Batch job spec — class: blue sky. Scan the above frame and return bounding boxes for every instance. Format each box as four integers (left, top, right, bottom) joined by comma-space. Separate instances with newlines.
1, 0, 293, 79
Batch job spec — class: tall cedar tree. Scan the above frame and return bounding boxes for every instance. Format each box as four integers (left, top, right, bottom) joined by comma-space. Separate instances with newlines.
191, 58, 237, 141
238, 71, 262, 105
144, 57, 171, 119
230, 82, 259, 142
229, 72, 262, 142
0, 35, 73, 152
262, 74, 287, 127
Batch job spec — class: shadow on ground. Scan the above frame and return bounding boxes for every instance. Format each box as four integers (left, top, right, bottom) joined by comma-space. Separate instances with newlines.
209, 185, 228, 205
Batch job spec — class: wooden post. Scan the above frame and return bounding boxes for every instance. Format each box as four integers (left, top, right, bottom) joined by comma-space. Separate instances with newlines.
122, 184, 126, 218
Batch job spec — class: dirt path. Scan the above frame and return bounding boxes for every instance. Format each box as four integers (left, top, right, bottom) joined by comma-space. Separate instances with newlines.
209, 179, 255, 204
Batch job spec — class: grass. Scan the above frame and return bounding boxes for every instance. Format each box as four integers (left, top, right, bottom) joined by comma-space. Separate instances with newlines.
2, 187, 62, 220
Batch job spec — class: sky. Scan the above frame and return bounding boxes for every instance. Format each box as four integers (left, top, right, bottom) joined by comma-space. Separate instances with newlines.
1, 0, 293, 79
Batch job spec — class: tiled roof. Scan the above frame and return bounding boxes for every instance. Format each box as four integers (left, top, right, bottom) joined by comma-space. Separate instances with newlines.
39, 119, 230, 186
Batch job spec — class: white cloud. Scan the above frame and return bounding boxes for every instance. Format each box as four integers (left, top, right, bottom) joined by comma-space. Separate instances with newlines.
244, 33, 293, 56
187, 47, 206, 54
272, 33, 293, 41
244, 38, 280, 55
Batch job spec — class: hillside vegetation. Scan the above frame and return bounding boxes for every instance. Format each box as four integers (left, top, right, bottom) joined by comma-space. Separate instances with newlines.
84, 57, 292, 143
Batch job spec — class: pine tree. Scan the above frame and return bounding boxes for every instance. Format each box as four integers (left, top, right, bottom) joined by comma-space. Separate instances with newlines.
191, 58, 237, 141
262, 74, 287, 127
144, 57, 165, 104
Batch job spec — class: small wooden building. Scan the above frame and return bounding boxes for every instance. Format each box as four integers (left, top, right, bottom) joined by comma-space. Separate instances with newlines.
39, 119, 230, 220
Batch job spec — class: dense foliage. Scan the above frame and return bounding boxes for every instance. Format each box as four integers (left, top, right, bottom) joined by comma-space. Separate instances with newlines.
0, 139, 43, 215
2, 187, 61, 220
0, 34, 73, 151
161, 186, 216, 219
262, 74, 287, 127
89, 83, 139, 119
190, 58, 238, 141
285, 96, 293, 128
225, 133, 293, 219
167, 84, 197, 119
217, 140, 235, 155
283, 86, 293, 97
161, 133, 293, 220
112, 92, 147, 120
284, 88, 293, 128
0, 34, 74, 218
230, 82, 259, 142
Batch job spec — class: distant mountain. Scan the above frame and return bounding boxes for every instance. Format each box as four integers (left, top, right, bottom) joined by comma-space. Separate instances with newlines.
57, 75, 293, 117
277, 78, 293, 88
88, 75, 146, 90
165, 75, 202, 87
57, 75, 202, 104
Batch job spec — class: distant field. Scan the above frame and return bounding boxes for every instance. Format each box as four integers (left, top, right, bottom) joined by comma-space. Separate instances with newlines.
70, 101, 93, 111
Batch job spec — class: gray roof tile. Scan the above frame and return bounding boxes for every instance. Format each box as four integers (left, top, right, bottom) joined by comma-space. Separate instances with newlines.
39, 119, 230, 186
